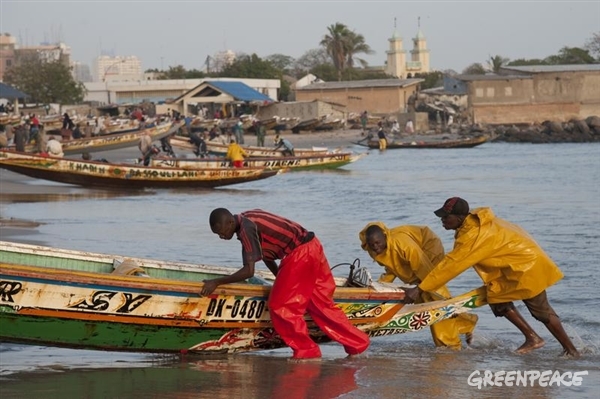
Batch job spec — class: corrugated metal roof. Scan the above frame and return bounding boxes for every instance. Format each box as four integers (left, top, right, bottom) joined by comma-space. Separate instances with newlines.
0, 82, 29, 100
207, 81, 273, 102
298, 78, 423, 90
501, 64, 600, 73
456, 74, 532, 81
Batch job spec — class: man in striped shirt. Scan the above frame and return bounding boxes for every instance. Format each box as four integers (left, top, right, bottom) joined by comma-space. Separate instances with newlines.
203, 208, 370, 360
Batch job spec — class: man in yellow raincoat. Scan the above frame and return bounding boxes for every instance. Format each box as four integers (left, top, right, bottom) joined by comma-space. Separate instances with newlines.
359, 222, 478, 350
225, 139, 248, 168
404, 197, 579, 357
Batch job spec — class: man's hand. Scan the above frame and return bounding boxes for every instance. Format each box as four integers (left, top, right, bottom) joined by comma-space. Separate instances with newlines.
403, 286, 421, 304
200, 279, 219, 296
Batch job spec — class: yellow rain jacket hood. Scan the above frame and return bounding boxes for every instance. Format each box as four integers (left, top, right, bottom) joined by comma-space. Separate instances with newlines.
419, 208, 564, 303
359, 222, 445, 287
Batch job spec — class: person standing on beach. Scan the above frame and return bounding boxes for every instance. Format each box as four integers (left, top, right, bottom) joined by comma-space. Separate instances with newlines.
403, 197, 580, 357
359, 222, 478, 350
405, 119, 414, 134
377, 122, 387, 150
14, 124, 27, 152
255, 121, 266, 147
202, 208, 370, 360
360, 111, 368, 134
233, 118, 245, 144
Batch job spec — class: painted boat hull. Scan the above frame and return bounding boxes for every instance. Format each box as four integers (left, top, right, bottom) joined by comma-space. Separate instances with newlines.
0, 241, 487, 354
354, 135, 488, 149
0, 150, 280, 189
171, 136, 333, 158
151, 152, 366, 171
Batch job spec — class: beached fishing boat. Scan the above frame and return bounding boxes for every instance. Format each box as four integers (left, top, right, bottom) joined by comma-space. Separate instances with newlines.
16, 122, 181, 155
273, 116, 300, 132
170, 136, 335, 158
354, 135, 488, 149
0, 113, 22, 126
314, 117, 345, 131
0, 241, 486, 354
151, 151, 367, 171
292, 117, 325, 133
0, 150, 281, 189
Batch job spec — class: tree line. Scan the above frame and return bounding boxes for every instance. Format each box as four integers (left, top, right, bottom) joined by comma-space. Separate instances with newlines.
4, 25, 599, 105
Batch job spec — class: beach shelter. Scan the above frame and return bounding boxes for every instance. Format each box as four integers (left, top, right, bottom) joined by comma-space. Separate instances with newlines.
170, 80, 274, 117
0, 82, 29, 114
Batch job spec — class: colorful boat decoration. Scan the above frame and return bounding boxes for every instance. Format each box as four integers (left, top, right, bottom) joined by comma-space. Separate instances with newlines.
150, 152, 367, 171
354, 135, 488, 149
0, 150, 281, 189
170, 136, 336, 158
0, 241, 487, 355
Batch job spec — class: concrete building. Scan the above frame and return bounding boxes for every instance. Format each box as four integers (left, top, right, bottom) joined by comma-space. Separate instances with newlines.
207, 50, 236, 73
95, 55, 143, 82
83, 77, 280, 109
296, 78, 423, 115
445, 64, 600, 124
0, 34, 16, 81
71, 61, 93, 83
15, 42, 71, 67
0, 35, 72, 81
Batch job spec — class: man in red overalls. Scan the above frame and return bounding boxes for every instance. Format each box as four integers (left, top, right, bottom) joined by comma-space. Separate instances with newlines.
202, 208, 370, 360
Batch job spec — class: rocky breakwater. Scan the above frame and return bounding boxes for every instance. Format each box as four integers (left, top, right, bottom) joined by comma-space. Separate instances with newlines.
488, 116, 600, 143
439, 116, 600, 144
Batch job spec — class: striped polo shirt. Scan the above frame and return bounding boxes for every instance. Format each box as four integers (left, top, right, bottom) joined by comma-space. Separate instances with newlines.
236, 209, 309, 264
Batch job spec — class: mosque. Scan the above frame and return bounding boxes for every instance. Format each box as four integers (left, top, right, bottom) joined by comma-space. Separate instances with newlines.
383, 18, 431, 78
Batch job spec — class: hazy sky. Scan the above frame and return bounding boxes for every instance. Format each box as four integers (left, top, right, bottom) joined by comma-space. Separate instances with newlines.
2, 0, 599, 73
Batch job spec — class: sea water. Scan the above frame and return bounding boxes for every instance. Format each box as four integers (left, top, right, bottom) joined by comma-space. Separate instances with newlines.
0, 142, 598, 398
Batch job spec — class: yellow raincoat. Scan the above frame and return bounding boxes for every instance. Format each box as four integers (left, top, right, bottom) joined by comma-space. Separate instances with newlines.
226, 142, 248, 162
419, 208, 564, 303
359, 222, 478, 349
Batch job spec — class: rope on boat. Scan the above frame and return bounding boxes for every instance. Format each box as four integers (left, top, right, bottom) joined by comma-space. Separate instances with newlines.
331, 258, 362, 287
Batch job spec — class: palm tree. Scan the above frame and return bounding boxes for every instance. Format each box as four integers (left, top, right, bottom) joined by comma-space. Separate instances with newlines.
487, 55, 510, 73
345, 31, 374, 69
320, 23, 375, 81
320, 23, 351, 81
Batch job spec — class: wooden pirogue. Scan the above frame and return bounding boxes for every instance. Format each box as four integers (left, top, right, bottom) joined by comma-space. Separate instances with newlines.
0, 240, 486, 354
170, 136, 336, 158
0, 150, 281, 189
354, 135, 488, 149
150, 152, 367, 171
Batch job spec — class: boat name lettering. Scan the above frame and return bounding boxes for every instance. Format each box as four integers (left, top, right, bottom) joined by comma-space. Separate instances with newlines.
206, 298, 266, 320
0, 281, 22, 303
70, 162, 107, 174
262, 160, 300, 167
126, 169, 198, 178
70, 290, 151, 313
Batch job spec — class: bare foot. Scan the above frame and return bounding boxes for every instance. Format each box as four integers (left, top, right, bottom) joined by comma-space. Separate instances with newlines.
562, 349, 581, 359
466, 332, 474, 345
515, 337, 545, 354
